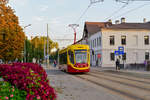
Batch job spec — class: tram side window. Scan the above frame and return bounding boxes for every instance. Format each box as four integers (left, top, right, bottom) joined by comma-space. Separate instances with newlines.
68, 50, 74, 64
59, 52, 67, 64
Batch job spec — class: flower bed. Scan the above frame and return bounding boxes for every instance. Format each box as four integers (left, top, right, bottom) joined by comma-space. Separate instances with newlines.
0, 63, 56, 100
0, 81, 27, 100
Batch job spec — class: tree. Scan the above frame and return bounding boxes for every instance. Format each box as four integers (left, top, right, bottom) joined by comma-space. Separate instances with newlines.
0, 0, 25, 62
50, 49, 59, 62
28, 36, 58, 63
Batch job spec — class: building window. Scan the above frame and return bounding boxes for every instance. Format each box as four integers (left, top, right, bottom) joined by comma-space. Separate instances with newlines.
95, 39, 96, 47
110, 36, 115, 45
144, 36, 149, 45
122, 53, 126, 60
121, 36, 126, 45
97, 38, 99, 47
110, 53, 115, 61
94, 39, 95, 47
93, 55, 94, 61
145, 52, 149, 60
93, 40, 94, 48
99, 37, 101, 46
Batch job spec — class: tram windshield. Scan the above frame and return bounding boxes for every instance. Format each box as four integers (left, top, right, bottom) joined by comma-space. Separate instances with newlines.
75, 50, 87, 64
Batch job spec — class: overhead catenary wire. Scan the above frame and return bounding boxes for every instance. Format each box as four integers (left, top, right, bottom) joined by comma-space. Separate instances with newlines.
48, 27, 74, 41
112, 2, 150, 20
104, 0, 131, 21
74, 0, 103, 24
74, 4, 92, 24
116, 0, 150, 2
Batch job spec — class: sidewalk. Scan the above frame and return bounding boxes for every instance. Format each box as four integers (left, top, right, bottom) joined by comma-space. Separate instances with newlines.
41, 64, 53, 70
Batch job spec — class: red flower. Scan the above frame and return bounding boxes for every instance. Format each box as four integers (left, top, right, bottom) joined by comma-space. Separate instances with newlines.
0, 63, 57, 100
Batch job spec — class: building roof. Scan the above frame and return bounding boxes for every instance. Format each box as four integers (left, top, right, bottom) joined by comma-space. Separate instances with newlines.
107, 22, 150, 30
84, 22, 112, 37
83, 21, 150, 39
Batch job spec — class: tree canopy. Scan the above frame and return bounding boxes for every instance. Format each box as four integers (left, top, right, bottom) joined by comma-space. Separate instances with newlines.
25, 36, 58, 63
0, 0, 25, 62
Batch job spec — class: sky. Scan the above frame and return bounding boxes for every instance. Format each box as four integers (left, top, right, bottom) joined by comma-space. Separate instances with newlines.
9, 0, 150, 48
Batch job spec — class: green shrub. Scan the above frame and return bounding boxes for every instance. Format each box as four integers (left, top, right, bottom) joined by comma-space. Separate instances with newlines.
0, 81, 27, 100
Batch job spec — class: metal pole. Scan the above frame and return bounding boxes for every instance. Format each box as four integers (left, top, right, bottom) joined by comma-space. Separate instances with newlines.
44, 39, 46, 61
73, 28, 76, 44
47, 24, 49, 67
24, 38, 26, 62
23, 24, 31, 62
68, 24, 79, 44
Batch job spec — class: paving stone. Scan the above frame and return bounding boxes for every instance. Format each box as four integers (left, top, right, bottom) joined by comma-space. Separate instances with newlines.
45, 66, 127, 100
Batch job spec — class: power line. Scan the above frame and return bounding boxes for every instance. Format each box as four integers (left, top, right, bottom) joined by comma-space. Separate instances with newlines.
116, 0, 131, 3
112, 2, 150, 20
53, 39, 74, 41
116, 0, 150, 2
75, 0, 103, 24
104, 0, 131, 21
75, 5, 91, 24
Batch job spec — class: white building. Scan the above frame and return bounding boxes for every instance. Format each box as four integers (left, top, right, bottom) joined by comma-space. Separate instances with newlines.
82, 18, 150, 68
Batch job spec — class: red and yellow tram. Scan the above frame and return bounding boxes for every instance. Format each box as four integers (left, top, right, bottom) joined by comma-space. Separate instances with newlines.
58, 44, 90, 73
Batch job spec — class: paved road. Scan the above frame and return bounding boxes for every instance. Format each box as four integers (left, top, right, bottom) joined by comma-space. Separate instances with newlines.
45, 67, 128, 100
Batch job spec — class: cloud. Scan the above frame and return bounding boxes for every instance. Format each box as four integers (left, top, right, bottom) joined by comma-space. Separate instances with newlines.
49, 18, 62, 24
33, 16, 45, 22
9, 0, 29, 6
40, 5, 49, 12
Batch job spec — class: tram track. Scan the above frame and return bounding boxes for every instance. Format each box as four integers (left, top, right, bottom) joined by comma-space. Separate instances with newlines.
105, 70, 150, 80
75, 73, 150, 100
88, 72, 150, 92
91, 70, 150, 85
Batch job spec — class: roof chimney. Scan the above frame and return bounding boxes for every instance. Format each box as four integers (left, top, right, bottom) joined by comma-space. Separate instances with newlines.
143, 18, 146, 23
115, 20, 119, 24
121, 17, 125, 23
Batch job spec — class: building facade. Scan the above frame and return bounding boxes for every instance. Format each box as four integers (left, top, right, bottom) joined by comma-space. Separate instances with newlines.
82, 18, 150, 68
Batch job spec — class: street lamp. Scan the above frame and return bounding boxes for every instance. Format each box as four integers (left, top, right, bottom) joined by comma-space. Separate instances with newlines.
68, 24, 79, 44
23, 24, 31, 62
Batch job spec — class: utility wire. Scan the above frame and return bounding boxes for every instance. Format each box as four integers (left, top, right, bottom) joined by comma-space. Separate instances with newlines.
74, 4, 92, 24
112, 2, 150, 20
116, 0, 150, 2
104, 0, 130, 21
116, 0, 131, 3
75, 0, 103, 24
48, 27, 76, 41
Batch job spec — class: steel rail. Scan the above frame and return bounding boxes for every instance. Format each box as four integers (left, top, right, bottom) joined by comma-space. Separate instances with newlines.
87, 73, 150, 92
76, 75, 147, 100
91, 70, 150, 85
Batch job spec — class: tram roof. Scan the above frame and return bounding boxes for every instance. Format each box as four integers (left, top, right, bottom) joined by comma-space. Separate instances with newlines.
59, 44, 89, 54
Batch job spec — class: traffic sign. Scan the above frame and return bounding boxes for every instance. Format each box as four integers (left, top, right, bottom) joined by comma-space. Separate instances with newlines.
114, 46, 125, 56
119, 51, 124, 55
115, 50, 124, 55
115, 51, 120, 56
118, 46, 124, 52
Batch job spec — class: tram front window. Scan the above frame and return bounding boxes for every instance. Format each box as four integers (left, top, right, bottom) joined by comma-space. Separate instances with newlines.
75, 50, 87, 64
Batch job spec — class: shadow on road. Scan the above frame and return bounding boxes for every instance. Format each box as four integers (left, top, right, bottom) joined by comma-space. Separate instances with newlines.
46, 68, 88, 76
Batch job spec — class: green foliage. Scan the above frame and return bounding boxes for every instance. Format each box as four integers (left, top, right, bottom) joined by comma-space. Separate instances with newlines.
25, 36, 59, 63
0, 81, 27, 100
50, 49, 59, 61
